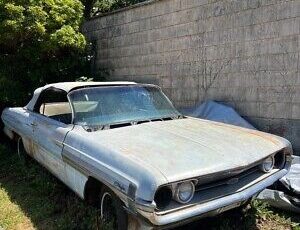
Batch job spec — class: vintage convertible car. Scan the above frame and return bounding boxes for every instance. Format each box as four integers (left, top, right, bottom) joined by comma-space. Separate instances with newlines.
1, 82, 293, 229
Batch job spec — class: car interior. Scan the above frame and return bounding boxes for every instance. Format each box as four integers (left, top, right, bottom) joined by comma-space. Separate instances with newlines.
33, 87, 72, 124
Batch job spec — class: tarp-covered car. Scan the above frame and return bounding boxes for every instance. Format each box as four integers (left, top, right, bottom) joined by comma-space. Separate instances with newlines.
1, 82, 293, 229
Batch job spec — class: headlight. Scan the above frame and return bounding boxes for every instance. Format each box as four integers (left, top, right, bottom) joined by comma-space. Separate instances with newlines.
174, 181, 195, 204
260, 155, 275, 172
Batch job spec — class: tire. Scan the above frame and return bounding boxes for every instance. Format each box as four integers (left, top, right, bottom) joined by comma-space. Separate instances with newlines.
97, 185, 128, 230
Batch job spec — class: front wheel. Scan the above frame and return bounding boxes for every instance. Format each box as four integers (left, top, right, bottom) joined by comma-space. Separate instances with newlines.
97, 186, 128, 230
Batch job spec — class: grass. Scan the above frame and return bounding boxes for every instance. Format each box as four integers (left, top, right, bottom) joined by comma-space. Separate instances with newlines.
0, 142, 97, 230
0, 141, 299, 230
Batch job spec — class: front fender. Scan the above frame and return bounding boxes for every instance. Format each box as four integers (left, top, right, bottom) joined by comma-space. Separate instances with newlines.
63, 128, 168, 203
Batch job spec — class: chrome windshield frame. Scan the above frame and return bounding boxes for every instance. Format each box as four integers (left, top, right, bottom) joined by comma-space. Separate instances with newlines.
67, 84, 181, 126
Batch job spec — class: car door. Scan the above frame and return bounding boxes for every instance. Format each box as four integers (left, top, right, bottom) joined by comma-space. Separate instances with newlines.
30, 88, 74, 183
31, 113, 73, 181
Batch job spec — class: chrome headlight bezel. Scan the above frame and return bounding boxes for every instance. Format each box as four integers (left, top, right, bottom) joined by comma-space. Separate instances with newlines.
173, 181, 195, 204
260, 155, 275, 172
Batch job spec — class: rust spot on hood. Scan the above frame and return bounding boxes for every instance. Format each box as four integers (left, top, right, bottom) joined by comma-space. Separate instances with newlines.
198, 118, 282, 146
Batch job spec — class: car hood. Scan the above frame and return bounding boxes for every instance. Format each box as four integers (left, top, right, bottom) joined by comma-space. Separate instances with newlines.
83, 118, 290, 183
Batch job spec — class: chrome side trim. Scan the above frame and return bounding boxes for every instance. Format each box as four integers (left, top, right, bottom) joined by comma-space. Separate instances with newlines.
62, 149, 90, 176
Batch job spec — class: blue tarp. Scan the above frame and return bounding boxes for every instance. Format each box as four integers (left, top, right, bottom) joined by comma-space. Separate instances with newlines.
181, 100, 256, 130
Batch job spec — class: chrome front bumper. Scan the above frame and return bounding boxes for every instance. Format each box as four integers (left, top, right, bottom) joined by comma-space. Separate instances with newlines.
137, 168, 288, 226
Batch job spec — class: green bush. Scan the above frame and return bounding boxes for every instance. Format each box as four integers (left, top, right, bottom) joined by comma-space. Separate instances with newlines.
82, 0, 146, 18
0, 0, 90, 107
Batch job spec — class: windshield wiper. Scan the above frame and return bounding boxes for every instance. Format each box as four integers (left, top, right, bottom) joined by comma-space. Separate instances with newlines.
83, 115, 185, 132
84, 122, 133, 132
137, 115, 185, 124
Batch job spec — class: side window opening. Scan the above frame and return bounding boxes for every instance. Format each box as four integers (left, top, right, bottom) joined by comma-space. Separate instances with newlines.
33, 87, 72, 124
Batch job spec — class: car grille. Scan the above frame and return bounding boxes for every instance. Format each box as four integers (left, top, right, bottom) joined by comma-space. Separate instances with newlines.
195, 165, 260, 192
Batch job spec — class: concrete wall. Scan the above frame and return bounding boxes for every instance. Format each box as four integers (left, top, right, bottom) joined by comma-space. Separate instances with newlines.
83, 0, 300, 152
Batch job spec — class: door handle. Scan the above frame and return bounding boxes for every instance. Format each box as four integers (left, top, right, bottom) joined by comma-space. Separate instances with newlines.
31, 122, 38, 127
25, 123, 36, 127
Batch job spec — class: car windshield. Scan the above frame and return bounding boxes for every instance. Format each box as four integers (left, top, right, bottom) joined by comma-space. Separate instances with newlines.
68, 85, 181, 127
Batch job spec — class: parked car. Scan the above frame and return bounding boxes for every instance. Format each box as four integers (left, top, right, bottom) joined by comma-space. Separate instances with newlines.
1, 82, 293, 230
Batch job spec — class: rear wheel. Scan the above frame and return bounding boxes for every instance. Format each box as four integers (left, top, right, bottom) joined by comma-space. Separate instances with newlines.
97, 186, 128, 230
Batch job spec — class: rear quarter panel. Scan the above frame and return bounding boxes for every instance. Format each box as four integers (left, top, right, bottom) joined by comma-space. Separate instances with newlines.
2, 107, 29, 139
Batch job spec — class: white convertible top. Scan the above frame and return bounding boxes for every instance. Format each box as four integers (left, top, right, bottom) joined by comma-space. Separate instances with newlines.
42, 81, 137, 92
25, 81, 136, 111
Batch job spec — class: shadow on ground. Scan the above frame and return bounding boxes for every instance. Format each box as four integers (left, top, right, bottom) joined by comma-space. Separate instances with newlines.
174, 208, 259, 230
